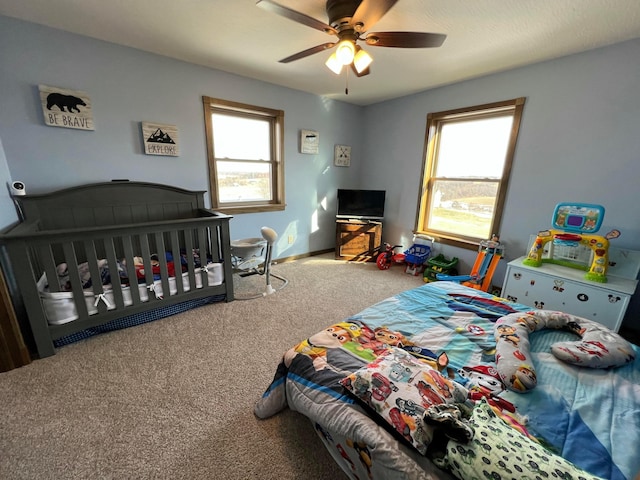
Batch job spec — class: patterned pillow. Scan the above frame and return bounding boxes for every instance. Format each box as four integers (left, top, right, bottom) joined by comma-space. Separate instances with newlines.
495, 311, 635, 392
445, 398, 604, 480
340, 347, 469, 455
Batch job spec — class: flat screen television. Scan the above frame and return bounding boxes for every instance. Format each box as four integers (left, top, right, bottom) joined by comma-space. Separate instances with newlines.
337, 189, 386, 220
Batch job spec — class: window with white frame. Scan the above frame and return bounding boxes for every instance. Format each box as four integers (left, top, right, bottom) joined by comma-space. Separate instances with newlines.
416, 98, 525, 248
203, 97, 285, 214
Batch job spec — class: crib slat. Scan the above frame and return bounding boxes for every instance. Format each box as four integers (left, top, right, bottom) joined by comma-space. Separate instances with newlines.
121, 235, 141, 305
104, 237, 125, 310
37, 244, 60, 293
209, 226, 221, 263
169, 230, 184, 295
83, 240, 108, 314
183, 229, 197, 290
196, 227, 209, 288
139, 233, 155, 290
154, 233, 170, 298
62, 241, 90, 319
82, 241, 100, 287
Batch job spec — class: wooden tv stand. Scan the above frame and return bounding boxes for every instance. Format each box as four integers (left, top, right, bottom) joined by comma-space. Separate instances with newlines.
335, 219, 382, 262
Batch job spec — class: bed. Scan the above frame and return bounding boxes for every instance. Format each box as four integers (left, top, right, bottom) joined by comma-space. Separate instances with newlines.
255, 281, 640, 480
0, 180, 234, 359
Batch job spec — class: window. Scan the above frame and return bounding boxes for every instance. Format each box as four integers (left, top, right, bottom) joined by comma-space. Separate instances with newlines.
203, 97, 285, 214
416, 98, 525, 249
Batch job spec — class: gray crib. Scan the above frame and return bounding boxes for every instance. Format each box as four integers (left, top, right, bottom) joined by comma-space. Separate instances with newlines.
0, 181, 234, 358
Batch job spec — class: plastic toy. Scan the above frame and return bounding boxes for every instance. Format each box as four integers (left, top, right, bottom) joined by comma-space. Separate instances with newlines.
435, 235, 504, 292
403, 235, 433, 276
423, 254, 459, 283
376, 243, 406, 270
523, 203, 612, 283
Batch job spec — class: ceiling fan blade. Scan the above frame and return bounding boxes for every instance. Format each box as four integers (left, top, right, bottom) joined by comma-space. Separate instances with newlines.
351, 0, 398, 33
350, 63, 371, 78
364, 31, 446, 48
279, 43, 336, 63
256, 0, 337, 36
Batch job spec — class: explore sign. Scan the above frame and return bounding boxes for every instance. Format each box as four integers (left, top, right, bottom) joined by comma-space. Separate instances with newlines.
141, 122, 179, 156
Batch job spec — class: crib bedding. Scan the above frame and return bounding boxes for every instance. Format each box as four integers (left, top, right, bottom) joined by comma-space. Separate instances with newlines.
255, 281, 640, 480
38, 251, 223, 325
50, 248, 210, 291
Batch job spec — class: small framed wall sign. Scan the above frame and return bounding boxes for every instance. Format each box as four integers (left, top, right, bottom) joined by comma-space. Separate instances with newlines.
334, 144, 351, 167
39, 85, 94, 131
300, 129, 319, 154
141, 122, 179, 156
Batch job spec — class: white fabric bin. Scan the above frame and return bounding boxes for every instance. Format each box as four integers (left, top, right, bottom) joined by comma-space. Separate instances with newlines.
37, 263, 223, 324
148, 263, 224, 298
37, 273, 150, 325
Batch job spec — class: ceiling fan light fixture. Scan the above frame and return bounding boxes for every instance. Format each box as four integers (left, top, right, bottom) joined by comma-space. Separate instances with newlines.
258, 0, 447, 84
325, 53, 343, 74
335, 40, 355, 65
353, 47, 373, 74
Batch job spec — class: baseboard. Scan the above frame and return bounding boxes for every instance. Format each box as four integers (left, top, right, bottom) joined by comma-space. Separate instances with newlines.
273, 248, 334, 264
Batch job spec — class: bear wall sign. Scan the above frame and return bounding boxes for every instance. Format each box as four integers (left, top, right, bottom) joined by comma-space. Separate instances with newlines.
39, 85, 94, 131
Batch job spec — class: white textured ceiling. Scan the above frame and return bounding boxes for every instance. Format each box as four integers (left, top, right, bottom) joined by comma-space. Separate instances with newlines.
2, 0, 640, 105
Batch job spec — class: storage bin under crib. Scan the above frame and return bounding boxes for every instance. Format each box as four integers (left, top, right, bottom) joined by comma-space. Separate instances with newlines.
0, 181, 234, 358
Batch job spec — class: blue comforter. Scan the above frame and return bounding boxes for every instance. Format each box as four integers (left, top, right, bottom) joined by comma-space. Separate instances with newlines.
256, 281, 640, 480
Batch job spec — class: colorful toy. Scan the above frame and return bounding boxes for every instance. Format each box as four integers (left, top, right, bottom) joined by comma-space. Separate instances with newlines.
403, 235, 433, 276
523, 203, 613, 283
423, 254, 459, 283
376, 243, 406, 270
435, 235, 504, 292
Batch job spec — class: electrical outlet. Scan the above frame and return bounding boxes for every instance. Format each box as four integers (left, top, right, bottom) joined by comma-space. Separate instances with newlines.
288, 235, 294, 244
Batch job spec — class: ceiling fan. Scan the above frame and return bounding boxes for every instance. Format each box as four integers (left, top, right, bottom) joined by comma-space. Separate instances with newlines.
256, 0, 446, 78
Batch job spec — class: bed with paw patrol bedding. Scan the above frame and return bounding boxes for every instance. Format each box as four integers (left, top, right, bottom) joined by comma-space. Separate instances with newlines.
256, 281, 640, 480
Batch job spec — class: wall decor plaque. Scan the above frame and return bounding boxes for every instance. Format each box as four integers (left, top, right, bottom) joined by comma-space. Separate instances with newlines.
39, 85, 94, 131
141, 122, 179, 156
300, 129, 319, 154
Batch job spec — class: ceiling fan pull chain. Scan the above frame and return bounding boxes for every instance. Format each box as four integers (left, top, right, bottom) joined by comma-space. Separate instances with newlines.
345, 66, 349, 95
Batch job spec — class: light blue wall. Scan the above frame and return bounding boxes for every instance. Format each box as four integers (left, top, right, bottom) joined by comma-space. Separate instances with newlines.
1, 15, 639, 328
0, 15, 364, 256
363, 38, 640, 259
361, 38, 640, 327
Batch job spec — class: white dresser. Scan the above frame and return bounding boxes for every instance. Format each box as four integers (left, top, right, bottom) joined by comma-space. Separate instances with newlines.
501, 248, 640, 332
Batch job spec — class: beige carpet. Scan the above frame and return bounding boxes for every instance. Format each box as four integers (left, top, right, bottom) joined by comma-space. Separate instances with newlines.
0, 253, 424, 480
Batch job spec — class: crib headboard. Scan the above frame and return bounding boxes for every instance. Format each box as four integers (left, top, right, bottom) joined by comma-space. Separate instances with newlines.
16, 181, 208, 231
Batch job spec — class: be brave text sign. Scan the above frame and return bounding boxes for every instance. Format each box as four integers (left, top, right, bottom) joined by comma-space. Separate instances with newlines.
39, 85, 94, 131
